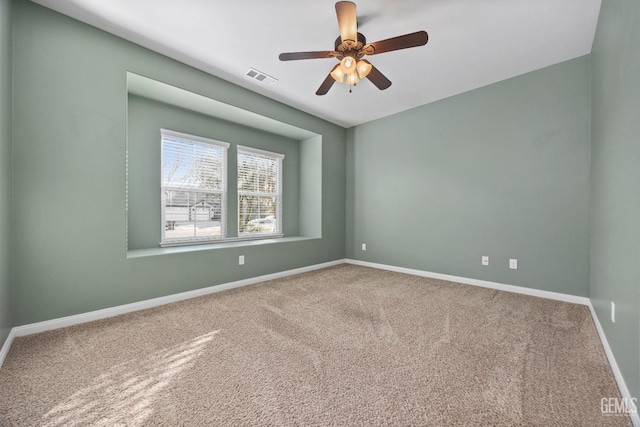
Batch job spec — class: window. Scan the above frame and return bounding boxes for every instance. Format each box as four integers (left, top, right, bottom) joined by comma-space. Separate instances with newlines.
159, 132, 284, 246
161, 129, 229, 245
237, 146, 284, 236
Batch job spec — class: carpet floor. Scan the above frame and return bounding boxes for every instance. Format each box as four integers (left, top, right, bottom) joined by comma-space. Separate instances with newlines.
0, 264, 631, 426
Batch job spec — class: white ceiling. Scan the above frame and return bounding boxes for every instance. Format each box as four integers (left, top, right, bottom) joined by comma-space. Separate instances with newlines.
31, 0, 602, 128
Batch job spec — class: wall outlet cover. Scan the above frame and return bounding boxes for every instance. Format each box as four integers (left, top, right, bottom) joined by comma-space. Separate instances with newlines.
482, 256, 489, 266
362, 243, 367, 251
509, 259, 518, 269
239, 255, 245, 265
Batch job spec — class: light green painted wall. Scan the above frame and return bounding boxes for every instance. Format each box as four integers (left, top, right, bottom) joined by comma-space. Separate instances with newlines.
0, 0, 12, 346
127, 95, 300, 250
590, 0, 640, 400
299, 136, 322, 238
11, 0, 346, 325
347, 56, 591, 296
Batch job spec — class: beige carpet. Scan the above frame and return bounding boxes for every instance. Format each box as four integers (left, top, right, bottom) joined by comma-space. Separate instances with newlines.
0, 265, 631, 426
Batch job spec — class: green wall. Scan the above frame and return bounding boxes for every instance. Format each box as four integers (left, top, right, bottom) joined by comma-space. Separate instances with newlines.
127, 95, 300, 250
590, 0, 640, 401
0, 0, 12, 345
11, 0, 346, 325
347, 56, 591, 296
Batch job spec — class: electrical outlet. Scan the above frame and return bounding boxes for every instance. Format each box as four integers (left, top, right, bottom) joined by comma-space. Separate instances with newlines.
611, 301, 615, 323
362, 243, 367, 251
509, 259, 518, 270
239, 255, 245, 266
482, 256, 489, 266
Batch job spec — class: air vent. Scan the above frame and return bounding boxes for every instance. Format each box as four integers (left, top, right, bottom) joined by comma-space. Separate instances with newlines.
245, 68, 277, 86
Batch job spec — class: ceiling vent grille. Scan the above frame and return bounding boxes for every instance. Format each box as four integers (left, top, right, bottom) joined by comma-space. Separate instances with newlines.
246, 68, 277, 86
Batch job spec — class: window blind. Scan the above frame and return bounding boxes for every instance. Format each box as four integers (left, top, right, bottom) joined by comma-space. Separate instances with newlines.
161, 129, 229, 244
237, 145, 283, 236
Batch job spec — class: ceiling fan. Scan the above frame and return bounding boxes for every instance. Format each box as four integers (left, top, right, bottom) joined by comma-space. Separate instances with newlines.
279, 1, 429, 95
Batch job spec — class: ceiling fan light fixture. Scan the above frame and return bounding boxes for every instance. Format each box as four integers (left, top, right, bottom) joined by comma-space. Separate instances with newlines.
330, 66, 346, 83
356, 60, 372, 79
347, 72, 360, 85
340, 56, 356, 74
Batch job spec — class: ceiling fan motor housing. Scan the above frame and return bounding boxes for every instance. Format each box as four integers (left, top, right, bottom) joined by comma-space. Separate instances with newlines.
335, 32, 368, 59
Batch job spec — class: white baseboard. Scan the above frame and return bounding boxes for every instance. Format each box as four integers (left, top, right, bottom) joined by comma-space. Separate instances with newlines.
0, 328, 16, 369
346, 259, 590, 305
7, 259, 344, 340
587, 301, 640, 427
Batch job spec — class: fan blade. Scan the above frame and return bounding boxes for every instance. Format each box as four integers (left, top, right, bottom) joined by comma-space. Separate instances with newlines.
364, 31, 428, 55
336, 1, 357, 44
316, 65, 339, 95
279, 51, 338, 61
366, 65, 392, 90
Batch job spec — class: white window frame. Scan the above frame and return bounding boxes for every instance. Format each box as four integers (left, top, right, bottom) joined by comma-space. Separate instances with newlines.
237, 145, 284, 238
160, 129, 230, 247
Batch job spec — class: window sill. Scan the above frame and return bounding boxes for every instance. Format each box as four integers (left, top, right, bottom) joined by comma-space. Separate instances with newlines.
159, 234, 285, 248
127, 236, 318, 258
